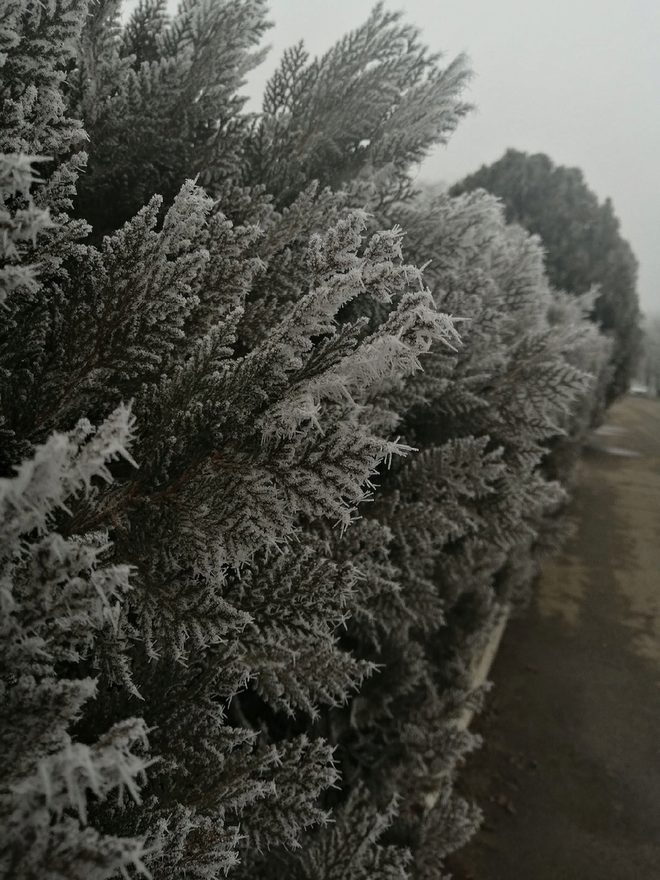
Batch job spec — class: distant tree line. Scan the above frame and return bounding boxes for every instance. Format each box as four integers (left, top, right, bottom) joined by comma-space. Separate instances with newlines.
638, 314, 660, 395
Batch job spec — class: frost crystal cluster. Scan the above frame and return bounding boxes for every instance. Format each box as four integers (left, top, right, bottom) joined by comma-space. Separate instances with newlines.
0, 2, 619, 879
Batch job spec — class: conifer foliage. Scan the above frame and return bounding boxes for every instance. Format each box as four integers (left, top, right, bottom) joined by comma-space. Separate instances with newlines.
1, 2, 614, 879
452, 149, 640, 401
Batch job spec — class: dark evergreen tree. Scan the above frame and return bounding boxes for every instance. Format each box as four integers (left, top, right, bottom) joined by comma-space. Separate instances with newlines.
452, 148, 640, 400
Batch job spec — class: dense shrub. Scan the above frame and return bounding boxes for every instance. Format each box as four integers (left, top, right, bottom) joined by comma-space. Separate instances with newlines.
0, 3, 611, 878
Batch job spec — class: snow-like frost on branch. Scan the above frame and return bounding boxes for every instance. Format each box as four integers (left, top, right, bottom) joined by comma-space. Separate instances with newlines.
0, 407, 151, 880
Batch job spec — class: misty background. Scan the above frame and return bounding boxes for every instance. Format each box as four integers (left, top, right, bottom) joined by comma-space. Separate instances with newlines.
126, 0, 660, 314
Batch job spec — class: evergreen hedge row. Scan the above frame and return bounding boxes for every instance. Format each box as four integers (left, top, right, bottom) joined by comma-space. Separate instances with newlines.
0, 2, 617, 878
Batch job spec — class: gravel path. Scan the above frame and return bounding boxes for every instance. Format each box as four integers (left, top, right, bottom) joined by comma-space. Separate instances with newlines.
448, 395, 660, 880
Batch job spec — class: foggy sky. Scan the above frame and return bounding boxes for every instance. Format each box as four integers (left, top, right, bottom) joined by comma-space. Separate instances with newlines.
129, 0, 660, 313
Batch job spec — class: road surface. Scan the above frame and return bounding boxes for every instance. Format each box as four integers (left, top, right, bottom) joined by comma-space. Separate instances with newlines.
448, 396, 660, 880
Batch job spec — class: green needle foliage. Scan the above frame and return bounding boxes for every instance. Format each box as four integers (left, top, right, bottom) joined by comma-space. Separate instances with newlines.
0, 3, 612, 879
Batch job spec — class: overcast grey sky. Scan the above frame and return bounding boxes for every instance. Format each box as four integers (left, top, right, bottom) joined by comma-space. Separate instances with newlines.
124, 0, 660, 313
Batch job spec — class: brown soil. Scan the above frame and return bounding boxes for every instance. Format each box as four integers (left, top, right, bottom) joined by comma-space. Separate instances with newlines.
448, 396, 660, 880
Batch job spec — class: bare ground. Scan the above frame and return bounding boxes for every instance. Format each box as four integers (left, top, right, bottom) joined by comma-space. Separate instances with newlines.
448, 396, 660, 880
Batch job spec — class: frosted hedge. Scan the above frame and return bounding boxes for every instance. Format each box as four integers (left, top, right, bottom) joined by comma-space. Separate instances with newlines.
0, 2, 612, 878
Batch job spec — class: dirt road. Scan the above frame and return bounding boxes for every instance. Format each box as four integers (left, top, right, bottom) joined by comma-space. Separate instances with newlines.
449, 396, 660, 880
